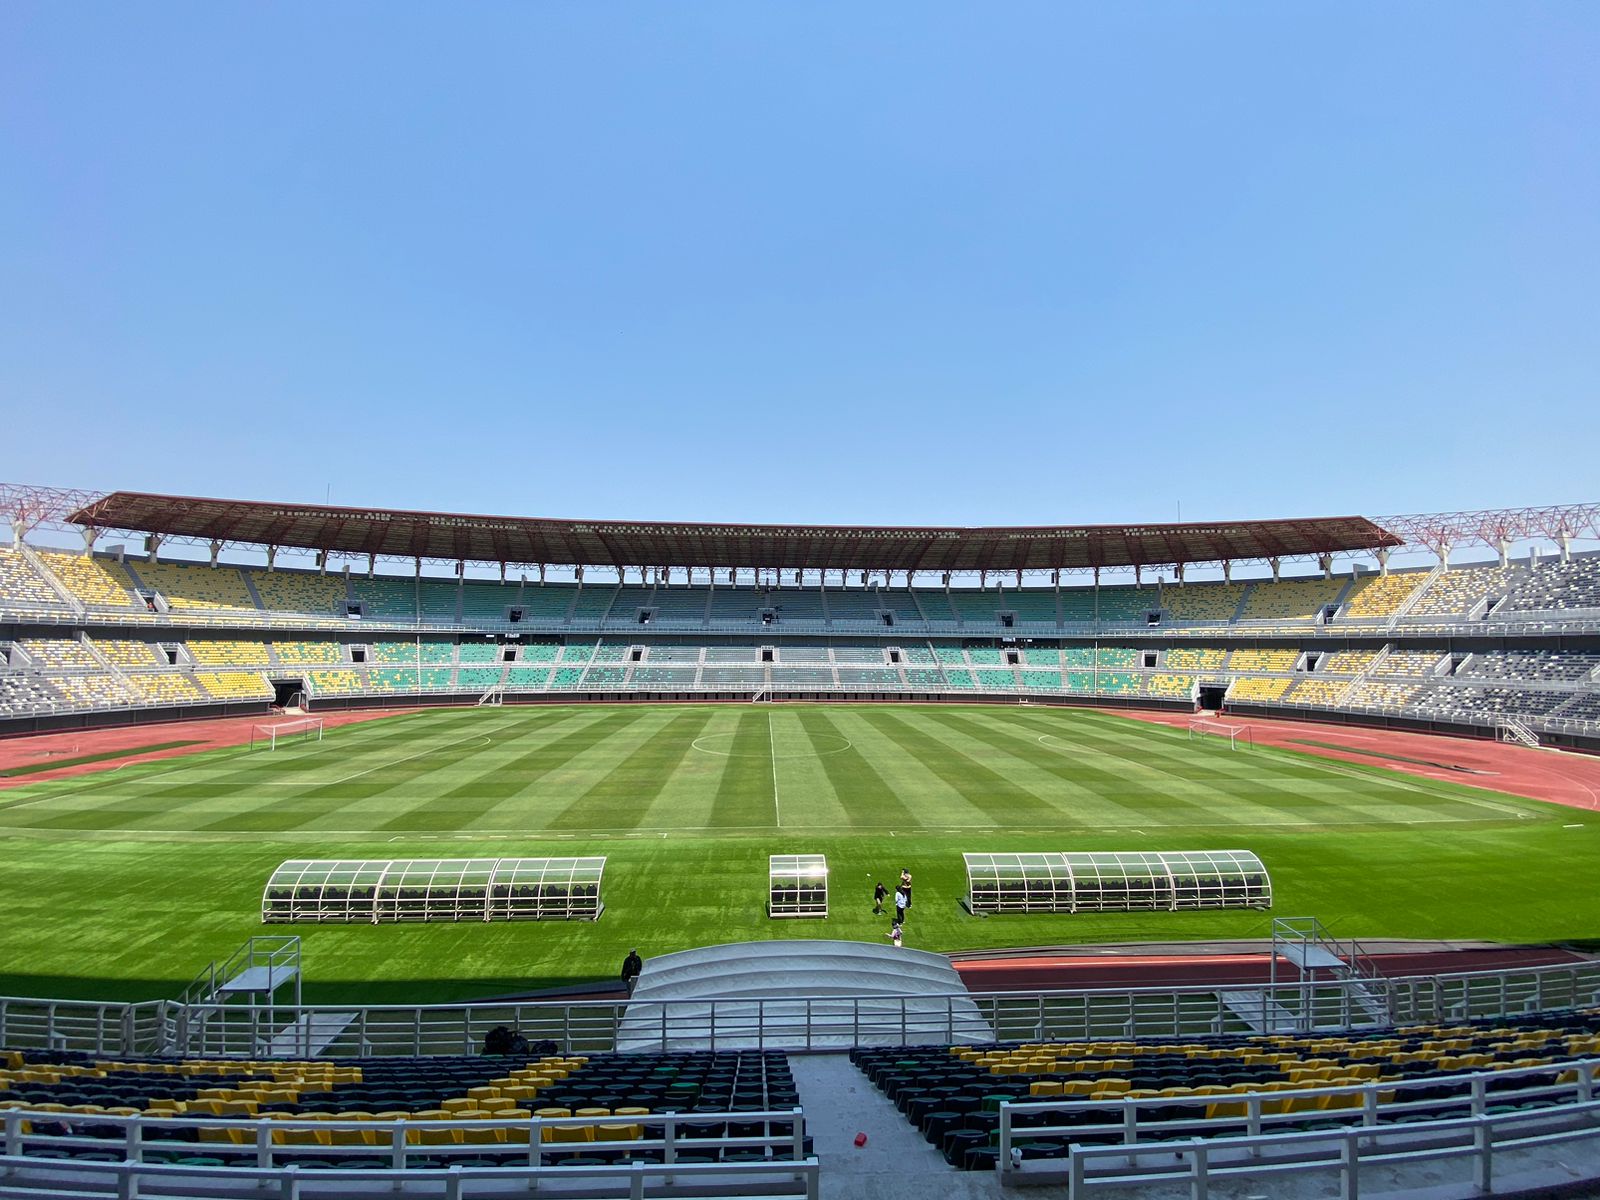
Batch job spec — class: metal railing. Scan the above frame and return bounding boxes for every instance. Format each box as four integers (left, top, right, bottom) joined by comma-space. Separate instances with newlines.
6, 960, 1596, 1059
0, 1104, 810, 1169
998, 1057, 1600, 1183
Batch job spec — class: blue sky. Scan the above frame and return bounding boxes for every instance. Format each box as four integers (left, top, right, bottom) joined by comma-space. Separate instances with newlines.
2, 2, 1596, 531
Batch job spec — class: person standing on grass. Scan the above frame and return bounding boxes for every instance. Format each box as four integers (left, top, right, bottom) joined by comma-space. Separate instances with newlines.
893, 884, 909, 927
873, 879, 887, 915
621, 948, 643, 994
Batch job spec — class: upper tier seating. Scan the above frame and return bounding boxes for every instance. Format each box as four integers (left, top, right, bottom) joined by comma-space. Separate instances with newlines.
651, 587, 711, 624
252, 570, 348, 615
511, 585, 576, 623
1501, 557, 1600, 612
457, 641, 499, 664
1080, 586, 1161, 623
1237, 578, 1342, 622
950, 590, 1004, 624
1001, 590, 1057, 623
1411, 564, 1525, 617
460, 582, 516, 623
35, 551, 138, 608
1095, 647, 1137, 668
1342, 572, 1425, 618
0, 549, 67, 609
569, 586, 617, 624
350, 577, 417, 621
418, 580, 463, 623
132, 560, 257, 612
1163, 583, 1245, 623
371, 640, 454, 665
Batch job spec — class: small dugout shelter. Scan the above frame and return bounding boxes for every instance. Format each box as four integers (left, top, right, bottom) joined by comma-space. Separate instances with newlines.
963, 850, 1270, 915
768, 854, 828, 919
261, 857, 606, 924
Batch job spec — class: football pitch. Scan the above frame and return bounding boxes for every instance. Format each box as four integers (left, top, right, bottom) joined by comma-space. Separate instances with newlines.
0, 703, 1594, 1004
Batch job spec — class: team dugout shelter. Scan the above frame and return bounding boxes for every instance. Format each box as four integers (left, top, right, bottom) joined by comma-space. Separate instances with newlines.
963, 850, 1272, 914
261, 857, 607, 923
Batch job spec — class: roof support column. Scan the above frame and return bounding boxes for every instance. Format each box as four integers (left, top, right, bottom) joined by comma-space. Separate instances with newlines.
1319, 554, 1332, 579
1558, 530, 1571, 564
262, 544, 274, 571
79, 526, 98, 555
210, 539, 224, 568
146, 533, 163, 564
1497, 538, 1511, 569
1269, 556, 1280, 583
1176, 563, 1185, 586
1376, 548, 1389, 577
414, 556, 422, 578
1222, 560, 1232, 583
315, 550, 326, 574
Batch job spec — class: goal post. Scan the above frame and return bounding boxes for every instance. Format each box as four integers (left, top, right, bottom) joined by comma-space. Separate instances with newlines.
250, 718, 326, 751
1187, 718, 1252, 750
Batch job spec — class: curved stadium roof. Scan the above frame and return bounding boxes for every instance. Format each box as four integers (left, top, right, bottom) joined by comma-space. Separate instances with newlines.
66, 491, 1401, 573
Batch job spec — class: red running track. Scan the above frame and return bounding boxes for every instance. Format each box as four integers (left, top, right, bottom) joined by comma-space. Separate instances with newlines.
1114, 708, 1600, 814
0, 709, 417, 788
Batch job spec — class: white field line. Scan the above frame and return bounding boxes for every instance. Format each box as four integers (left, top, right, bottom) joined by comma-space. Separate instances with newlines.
769, 711, 781, 828
0, 813, 1524, 848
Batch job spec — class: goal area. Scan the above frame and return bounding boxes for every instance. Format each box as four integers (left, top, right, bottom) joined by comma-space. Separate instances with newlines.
250, 718, 325, 751
1187, 718, 1253, 750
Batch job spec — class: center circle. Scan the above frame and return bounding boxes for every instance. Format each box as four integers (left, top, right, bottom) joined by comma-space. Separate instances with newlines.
690, 731, 852, 759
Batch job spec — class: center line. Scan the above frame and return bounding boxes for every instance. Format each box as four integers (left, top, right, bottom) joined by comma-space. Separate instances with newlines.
768, 710, 781, 828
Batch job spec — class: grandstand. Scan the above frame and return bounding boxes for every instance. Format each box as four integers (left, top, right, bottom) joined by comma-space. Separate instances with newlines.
0, 497, 1594, 741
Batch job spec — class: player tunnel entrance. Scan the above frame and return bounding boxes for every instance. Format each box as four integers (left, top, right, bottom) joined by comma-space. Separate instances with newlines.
271, 678, 308, 709
1197, 684, 1228, 712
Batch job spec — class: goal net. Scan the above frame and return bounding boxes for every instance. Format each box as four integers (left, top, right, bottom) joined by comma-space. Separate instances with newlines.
1187, 718, 1252, 750
250, 717, 325, 751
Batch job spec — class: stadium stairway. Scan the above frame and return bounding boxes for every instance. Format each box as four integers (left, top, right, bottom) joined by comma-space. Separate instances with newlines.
787, 1053, 993, 1200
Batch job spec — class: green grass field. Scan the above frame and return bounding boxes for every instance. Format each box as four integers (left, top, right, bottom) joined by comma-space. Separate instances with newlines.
0, 703, 1593, 1004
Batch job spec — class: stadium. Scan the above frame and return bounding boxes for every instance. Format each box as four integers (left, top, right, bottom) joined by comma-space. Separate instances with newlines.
7, 3, 1600, 1197
2, 484, 1599, 1198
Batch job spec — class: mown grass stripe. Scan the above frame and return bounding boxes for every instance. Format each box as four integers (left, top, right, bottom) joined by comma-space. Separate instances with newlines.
547, 709, 718, 831
795, 708, 918, 830
859, 709, 1060, 825
707, 711, 778, 829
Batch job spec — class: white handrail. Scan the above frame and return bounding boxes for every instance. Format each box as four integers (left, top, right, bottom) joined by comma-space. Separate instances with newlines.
998, 1056, 1600, 1179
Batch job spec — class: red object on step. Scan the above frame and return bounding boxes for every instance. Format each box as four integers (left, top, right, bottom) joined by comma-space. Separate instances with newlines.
854, 1132, 868, 1147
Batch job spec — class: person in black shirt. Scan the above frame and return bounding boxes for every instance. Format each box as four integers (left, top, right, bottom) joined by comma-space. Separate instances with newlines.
873, 880, 887, 914
621, 948, 643, 994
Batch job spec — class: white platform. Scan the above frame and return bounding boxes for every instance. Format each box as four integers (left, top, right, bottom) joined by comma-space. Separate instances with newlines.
617, 940, 993, 1052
